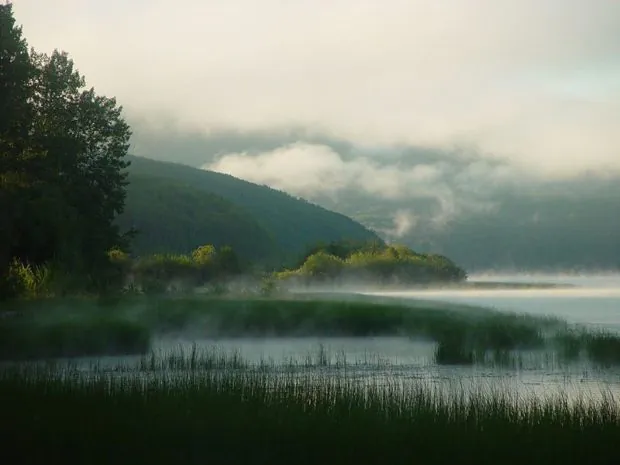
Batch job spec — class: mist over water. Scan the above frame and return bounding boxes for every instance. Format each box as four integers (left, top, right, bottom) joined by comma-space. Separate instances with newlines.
362, 273, 620, 331
12, 274, 619, 403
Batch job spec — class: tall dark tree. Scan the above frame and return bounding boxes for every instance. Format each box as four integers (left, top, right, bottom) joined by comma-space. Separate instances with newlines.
0, 3, 32, 157
1, 3, 132, 295
0, 2, 37, 286
29, 50, 132, 272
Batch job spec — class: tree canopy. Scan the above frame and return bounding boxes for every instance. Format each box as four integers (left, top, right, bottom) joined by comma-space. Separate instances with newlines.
281, 240, 467, 286
1, 3, 132, 297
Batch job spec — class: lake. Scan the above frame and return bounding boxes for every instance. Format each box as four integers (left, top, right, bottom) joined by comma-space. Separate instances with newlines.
16, 274, 620, 402
136, 274, 620, 400
363, 273, 620, 330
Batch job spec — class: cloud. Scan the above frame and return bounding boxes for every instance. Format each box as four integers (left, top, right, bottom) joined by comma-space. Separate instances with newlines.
207, 143, 353, 198
384, 210, 419, 239
207, 143, 445, 199
13, 0, 620, 178
206, 143, 508, 225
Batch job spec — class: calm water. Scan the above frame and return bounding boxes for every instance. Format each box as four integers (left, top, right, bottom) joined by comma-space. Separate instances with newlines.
16, 274, 620, 401
364, 273, 620, 331
177, 274, 620, 397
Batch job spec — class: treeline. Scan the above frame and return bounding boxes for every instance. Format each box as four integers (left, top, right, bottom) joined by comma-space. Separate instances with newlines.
111, 245, 245, 294
8, 239, 467, 299
1, 4, 132, 298
119, 240, 468, 294
279, 240, 467, 286
8, 243, 248, 299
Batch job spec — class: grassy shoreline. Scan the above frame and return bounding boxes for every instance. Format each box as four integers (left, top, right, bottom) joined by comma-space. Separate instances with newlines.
1, 294, 619, 365
1, 352, 619, 465
283, 280, 575, 296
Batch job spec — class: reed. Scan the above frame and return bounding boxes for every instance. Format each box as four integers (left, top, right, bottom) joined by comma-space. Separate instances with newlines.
1, 350, 618, 465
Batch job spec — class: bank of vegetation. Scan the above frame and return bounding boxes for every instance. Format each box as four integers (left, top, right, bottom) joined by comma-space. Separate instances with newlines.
1, 351, 619, 465
3, 295, 620, 367
279, 240, 467, 286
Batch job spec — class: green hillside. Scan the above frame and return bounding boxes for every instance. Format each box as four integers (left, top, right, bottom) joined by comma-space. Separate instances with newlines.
117, 175, 277, 263
119, 156, 382, 266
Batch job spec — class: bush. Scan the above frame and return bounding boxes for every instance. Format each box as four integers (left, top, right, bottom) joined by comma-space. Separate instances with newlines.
129, 244, 245, 294
284, 242, 467, 286
2, 260, 54, 299
300, 251, 345, 280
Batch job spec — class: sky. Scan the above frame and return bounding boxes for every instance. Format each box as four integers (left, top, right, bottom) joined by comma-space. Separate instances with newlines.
12, 0, 620, 198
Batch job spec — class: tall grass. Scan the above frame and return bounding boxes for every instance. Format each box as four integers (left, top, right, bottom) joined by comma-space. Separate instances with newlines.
3, 295, 620, 366
1, 352, 619, 465
0, 301, 150, 360
554, 329, 620, 366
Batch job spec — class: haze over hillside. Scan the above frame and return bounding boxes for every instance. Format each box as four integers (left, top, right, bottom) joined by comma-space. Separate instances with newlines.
119, 156, 382, 267
15, 0, 620, 272
125, 132, 620, 272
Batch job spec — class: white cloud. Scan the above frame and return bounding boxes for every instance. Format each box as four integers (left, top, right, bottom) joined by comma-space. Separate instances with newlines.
12, 0, 620, 177
384, 210, 419, 239
206, 143, 508, 225
206, 143, 446, 199
206, 143, 351, 197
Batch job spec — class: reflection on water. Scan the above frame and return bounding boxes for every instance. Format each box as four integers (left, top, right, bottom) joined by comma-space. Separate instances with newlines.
4, 274, 619, 404
361, 274, 620, 330
26, 335, 620, 404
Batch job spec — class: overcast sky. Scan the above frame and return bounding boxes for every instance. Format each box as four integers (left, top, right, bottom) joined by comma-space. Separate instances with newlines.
13, 0, 620, 182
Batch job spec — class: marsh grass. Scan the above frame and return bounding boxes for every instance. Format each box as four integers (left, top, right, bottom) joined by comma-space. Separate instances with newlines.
553, 330, 620, 366
0, 311, 150, 360
1, 351, 619, 465
3, 296, 620, 368
586, 333, 620, 365
130, 296, 558, 359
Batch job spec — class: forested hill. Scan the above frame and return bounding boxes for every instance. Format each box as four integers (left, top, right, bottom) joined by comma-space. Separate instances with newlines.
118, 156, 382, 266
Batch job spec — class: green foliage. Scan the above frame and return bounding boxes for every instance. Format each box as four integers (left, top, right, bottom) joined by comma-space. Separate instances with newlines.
130, 244, 244, 294
553, 330, 620, 366
0, 5, 132, 298
3, 260, 54, 299
191, 244, 217, 264
0, 3, 37, 295
295, 238, 384, 267
4, 295, 620, 368
300, 251, 345, 279
83, 295, 557, 349
287, 241, 467, 285
217, 245, 241, 275
122, 156, 383, 267
1, 354, 620, 464
0, 300, 150, 360
259, 275, 279, 297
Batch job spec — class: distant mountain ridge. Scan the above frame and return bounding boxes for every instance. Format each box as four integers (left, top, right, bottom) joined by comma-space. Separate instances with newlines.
313, 179, 620, 272
126, 128, 620, 272
117, 156, 382, 267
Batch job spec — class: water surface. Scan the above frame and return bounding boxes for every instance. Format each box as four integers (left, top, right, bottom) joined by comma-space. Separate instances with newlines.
362, 273, 620, 330
10, 274, 620, 403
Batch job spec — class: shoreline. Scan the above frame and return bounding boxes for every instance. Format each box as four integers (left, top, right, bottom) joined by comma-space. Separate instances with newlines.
289, 280, 574, 296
